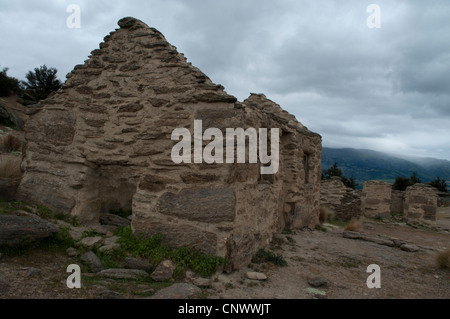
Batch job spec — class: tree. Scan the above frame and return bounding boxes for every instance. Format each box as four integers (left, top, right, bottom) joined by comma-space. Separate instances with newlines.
0, 67, 21, 97
322, 162, 358, 189
410, 172, 421, 184
429, 177, 447, 193
20, 65, 62, 105
393, 172, 422, 191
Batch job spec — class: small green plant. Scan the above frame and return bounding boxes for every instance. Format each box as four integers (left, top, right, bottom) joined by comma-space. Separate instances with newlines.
0, 201, 33, 215
115, 226, 228, 277
270, 235, 285, 249
39, 226, 76, 252
281, 229, 292, 235
251, 249, 287, 267
315, 224, 328, 232
326, 216, 347, 228
247, 282, 258, 288
81, 229, 105, 238
71, 215, 80, 227
225, 283, 234, 289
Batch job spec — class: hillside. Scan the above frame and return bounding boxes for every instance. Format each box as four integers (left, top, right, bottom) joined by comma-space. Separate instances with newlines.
321, 147, 450, 187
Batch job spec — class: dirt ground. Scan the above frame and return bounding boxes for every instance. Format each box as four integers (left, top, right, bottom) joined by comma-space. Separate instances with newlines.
0, 208, 449, 299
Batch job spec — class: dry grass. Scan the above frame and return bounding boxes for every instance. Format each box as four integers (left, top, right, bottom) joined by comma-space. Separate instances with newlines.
319, 206, 334, 224
0, 154, 21, 177
344, 217, 364, 232
0, 134, 22, 153
436, 249, 450, 269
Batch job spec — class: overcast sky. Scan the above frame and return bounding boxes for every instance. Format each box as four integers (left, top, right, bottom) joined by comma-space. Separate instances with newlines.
1, 0, 449, 160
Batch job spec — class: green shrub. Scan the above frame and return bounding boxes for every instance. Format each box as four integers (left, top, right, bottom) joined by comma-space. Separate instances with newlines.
39, 226, 76, 252
115, 226, 228, 277
251, 249, 287, 267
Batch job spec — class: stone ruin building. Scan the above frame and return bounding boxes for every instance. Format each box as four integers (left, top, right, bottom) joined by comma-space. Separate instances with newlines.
361, 181, 438, 222
319, 177, 439, 224
16, 17, 322, 270
320, 177, 361, 220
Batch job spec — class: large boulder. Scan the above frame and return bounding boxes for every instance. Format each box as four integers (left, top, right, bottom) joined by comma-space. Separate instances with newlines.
0, 214, 58, 247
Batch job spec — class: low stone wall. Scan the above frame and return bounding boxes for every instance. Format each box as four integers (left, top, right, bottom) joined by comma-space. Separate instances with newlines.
320, 177, 361, 220
361, 181, 392, 219
404, 184, 438, 221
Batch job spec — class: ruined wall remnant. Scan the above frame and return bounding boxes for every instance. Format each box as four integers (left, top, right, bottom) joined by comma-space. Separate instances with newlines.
390, 190, 404, 214
404, 184, 438, 221
320, 177, 361, 220
361, 181, 392, 219
17, 17, 322, 270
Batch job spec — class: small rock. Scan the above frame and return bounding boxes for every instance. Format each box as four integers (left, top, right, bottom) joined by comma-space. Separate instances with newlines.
400, 244, 420, 252
11, 210, 36, 218
151, 260, 175, 281
185, 270, 211, 288
99, 268, 149, 280
150, 283, 201, 299
434, 275, 440, 279
95, 289, 126, 299
66, 247, 78, 257
25, 267, 41, 277
246, 272, 267, 281
305, 287, 326, 296
69, 229, 84, 241
124, 257, 153, 272
99, 213, 130, 228
392, 239, 405, 247
80, 236, 104, 249
118, 17, 138, 29
343, 231, 364, 240
98, 243, 121, 253
368, 236, 395, 247
216, 274, 233, 284
81, 251, 104, 273
103, 236, 119, 246
308, 277, 328, 288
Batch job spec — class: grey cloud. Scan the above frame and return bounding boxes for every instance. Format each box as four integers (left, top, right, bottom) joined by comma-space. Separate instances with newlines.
0, 0, 449, 159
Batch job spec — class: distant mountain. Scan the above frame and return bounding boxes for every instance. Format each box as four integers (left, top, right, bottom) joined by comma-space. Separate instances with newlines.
321, 147, 450, 187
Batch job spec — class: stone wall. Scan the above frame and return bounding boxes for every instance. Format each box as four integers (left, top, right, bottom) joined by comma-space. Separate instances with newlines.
390, 190, 404, 214
404, 184, 438, 221
17, 17, 322, 270
320, 177, 361, 220
361, 181, 392, 219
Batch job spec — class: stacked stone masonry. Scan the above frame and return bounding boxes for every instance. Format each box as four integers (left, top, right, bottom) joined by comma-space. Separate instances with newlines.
361, 181, 392, 219
17, 17, 322, 270
404, 184, 438, 221
361, 181, 438, 222
320, 177, 361, 220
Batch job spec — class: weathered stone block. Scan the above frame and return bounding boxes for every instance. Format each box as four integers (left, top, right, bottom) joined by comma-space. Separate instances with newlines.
158, 187, 236, 223
133, 219, 217, 255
